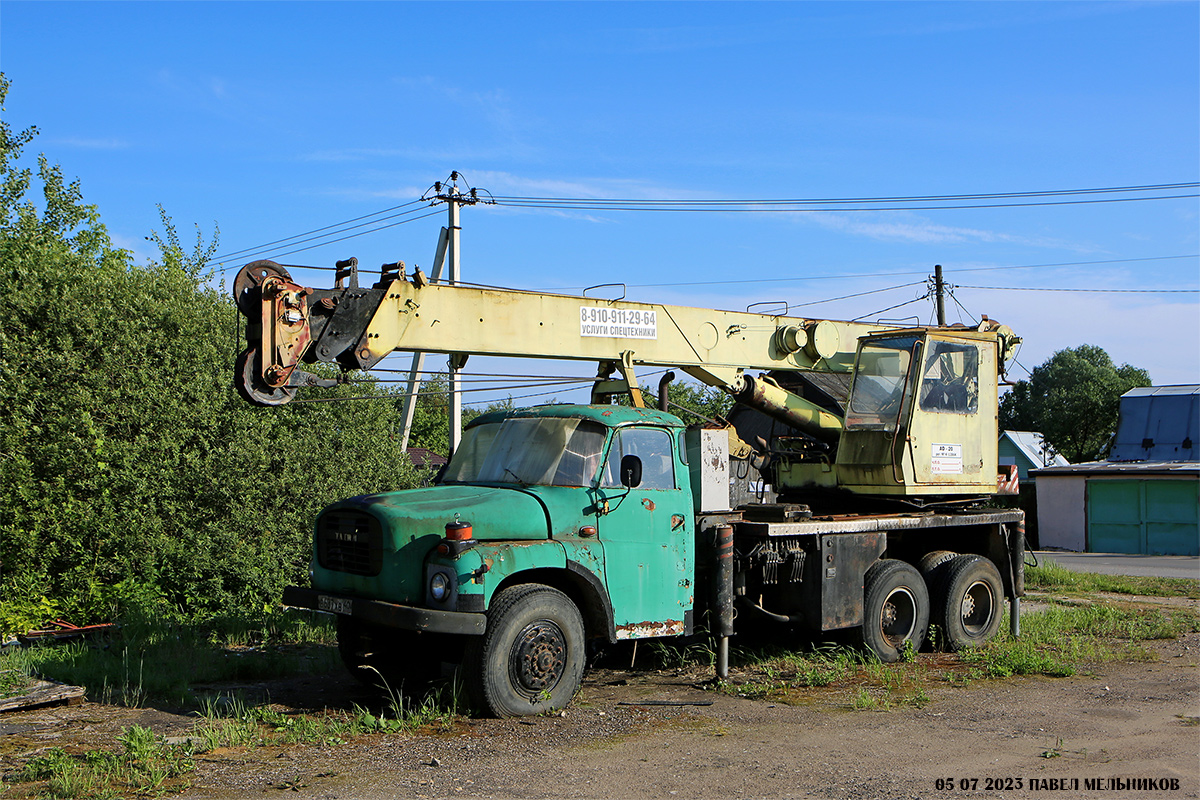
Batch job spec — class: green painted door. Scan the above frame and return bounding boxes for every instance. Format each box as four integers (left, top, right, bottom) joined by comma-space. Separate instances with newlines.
1087, 479, 1199, 556
1145, 481, 1199, 556
595, 426, 694, 638
1087, 480, 1143, 553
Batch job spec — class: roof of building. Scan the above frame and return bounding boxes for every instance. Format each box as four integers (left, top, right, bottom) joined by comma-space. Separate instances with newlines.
1109, 385, 1198, 462
1000, 430, 1071, 469
406, 447, 449, 468
1033, 460, 1199, 478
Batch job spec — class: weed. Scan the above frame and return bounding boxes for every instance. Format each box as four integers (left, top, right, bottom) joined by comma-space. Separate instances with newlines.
17, 726, 194, 798
851, 688, 890, 711
1, 656, 36, 699
1041, 738, 1065, 758
645, 638, 717, 670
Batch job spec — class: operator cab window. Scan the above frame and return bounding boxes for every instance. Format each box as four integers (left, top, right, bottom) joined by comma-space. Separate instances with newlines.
846, 336, 919, 430
602, 428, 676, 490
918, 341, 979, 415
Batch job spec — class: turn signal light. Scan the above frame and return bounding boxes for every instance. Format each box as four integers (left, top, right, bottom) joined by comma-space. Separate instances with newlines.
445, 520, 473, 541
579, 526, 597, 537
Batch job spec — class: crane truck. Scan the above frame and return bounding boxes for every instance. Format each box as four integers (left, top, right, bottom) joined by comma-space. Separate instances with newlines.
233, 256, 1027, 717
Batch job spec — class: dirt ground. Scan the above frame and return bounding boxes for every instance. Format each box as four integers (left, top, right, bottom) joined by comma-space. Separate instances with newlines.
2, 624, 1198, 799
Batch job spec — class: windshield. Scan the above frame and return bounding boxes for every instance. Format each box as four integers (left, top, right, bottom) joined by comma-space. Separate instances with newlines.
442, 417, 608, 487
846, 336, 919, 429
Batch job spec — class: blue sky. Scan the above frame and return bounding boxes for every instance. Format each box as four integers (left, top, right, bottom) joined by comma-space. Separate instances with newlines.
3, 1, 1198, 404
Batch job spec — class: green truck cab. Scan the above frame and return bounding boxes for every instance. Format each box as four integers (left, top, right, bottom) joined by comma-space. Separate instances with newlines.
284, 404, 700, 717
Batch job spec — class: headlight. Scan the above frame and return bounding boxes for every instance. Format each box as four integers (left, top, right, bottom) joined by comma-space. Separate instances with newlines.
429, 572, 451, 602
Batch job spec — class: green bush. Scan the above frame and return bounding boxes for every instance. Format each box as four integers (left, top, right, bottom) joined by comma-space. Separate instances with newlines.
0, 75, 418, 621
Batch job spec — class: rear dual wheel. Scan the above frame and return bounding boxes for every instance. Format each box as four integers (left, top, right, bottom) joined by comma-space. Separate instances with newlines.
860, 559, 929, 662
928, 554, 1004, 650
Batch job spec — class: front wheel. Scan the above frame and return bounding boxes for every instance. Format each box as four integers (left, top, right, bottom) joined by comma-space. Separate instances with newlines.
463, 584, 586, 717
930, 555, 1004, 651
860, 559, 930, 662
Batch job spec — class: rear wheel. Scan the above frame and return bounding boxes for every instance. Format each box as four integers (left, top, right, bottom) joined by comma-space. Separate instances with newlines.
918, 549, 958, 578
860, 559, 929, 662
464, 584, 585, 717
930, 555, 1004, 651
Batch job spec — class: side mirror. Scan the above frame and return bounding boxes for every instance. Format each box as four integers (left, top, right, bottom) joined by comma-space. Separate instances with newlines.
620, 455, 643, 489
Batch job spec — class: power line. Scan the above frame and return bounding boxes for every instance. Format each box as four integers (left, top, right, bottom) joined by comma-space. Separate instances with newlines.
490, 182, 1197, 206
213, 209, 443, 272
211, 199, 426, 264
490, 182, 1198, 213
956, 285, 1198, 294
854, 293, 933, 322
786, 281, 927, 311
538, 254, 1199, 293
494, 195, 1199, 213
208, 178, 1197, 277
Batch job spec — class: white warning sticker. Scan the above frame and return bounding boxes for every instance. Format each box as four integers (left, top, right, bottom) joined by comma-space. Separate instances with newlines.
579, 306, 658, 339
931, 443, 963, 474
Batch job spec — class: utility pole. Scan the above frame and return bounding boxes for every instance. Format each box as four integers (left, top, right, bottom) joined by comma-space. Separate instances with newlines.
447, 189, 463, 454
405, 172, 489, 456
933, 264, 947, 326
396, 227, 449, 453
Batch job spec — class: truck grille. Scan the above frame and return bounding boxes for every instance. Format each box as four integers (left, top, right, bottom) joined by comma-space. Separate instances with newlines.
317, 510, 383, 576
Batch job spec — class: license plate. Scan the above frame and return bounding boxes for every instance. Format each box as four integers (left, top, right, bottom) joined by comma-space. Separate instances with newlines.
317, 595, 352, 615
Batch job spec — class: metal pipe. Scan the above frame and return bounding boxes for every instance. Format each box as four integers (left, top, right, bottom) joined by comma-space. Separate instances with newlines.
733, 374, 843, 443
658, 371, 675, 412
735, 596, 803, 625
714, 524, 734, 680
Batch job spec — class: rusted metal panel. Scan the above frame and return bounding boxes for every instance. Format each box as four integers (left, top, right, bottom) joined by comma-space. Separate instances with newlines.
614, 619, 685, 639
818, 532, 886, 631
737, 509, 1024, 538
684, 428, 731, 513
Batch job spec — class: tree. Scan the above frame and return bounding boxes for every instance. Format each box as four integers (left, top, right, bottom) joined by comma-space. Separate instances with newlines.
999, 345, 1151, 463
0, 75, 417, 620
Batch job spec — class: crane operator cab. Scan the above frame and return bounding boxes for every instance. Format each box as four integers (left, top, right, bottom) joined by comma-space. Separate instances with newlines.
777, 325, 1012, 500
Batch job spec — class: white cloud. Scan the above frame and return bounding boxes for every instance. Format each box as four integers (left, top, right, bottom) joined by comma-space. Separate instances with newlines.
462, 170, 708, 201
952, 289, 1200, 386
803, 211, 1095, 250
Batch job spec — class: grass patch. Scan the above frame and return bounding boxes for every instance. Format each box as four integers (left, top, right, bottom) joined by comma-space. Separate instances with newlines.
0, 609, 340, 708
189, 676, 466, 754
706, 587, 1199, 708
1, 658, 37, 700
17, 725, 195, 798
1027, 561, 1199, 599
962, 604, 1199, 678
3, 608, 468, 799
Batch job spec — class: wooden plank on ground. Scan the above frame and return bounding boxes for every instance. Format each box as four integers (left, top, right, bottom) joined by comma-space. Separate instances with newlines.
0, 680, 86, 712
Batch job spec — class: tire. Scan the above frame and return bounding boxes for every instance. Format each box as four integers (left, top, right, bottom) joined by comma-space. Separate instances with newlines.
860, 559, 930, 663
930, 555, 1004, 651
463, 584, 586, 717
336, 617, 439, 691
917, 550, 958, 579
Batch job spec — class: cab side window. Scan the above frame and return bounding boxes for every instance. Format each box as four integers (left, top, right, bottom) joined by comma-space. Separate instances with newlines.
602, 428, 676, 490
919, 341, 980, 415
